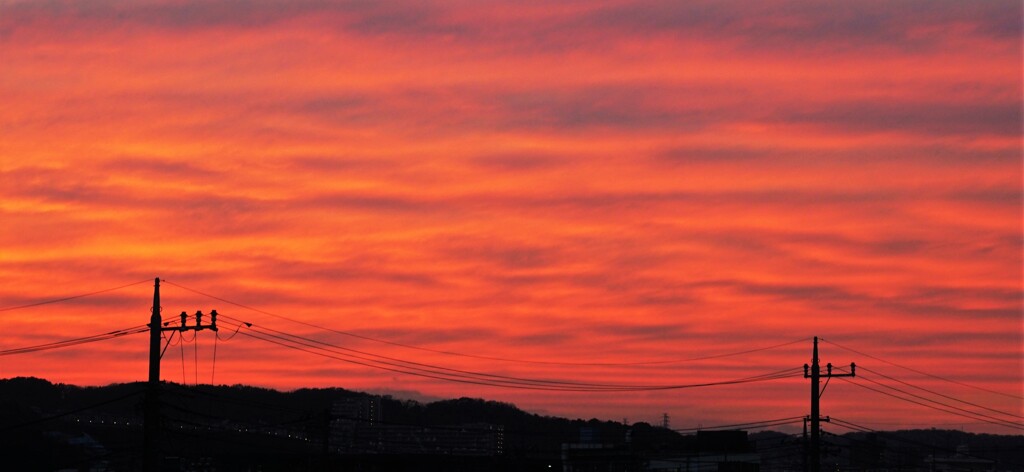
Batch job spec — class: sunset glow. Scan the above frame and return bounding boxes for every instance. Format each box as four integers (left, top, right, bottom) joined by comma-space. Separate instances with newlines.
1, 0, 1021, 433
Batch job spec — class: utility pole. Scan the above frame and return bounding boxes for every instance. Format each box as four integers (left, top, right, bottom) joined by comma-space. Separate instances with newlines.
804, 336, 854, 472
144, 278, 161, 472
144, 278, 219, 472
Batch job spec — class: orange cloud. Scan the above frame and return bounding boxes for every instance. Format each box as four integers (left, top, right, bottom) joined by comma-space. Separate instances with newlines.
0, 0, 1020, 432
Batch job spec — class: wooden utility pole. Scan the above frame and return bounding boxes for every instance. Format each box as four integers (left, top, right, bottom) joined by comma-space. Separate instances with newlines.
144, 278, 161, 472
144, 278, 219, 472
804, 336, 855, 472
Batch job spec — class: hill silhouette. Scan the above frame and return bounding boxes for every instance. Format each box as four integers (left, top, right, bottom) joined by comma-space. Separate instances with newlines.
0, 377, 1020, 471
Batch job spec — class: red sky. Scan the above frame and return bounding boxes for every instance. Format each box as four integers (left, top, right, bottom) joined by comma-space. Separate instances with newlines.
1, 0, 1021, 434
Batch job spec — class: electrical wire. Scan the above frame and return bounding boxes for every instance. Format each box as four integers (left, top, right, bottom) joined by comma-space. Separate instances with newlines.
0, 326, 149, 356
237, 328, 600, 392
820, 337, 1023, 400
852, 375, 1022, 429
165, 329, 183, 347
224, 313, 802, 390
0, 279, 152, 313
858, 365, 1023, 420
159, 313, 197, 361
160, 330, 177, 359
211, 330, 218, 385
828, 420, 996, 427
215, 321, 248, 341
178, 329, 196, 343
835, 375, 1023, 431
828, 418, 872, 433
234, 325, 800, 392
829, 417, 1023, 466
180, 327, 187, 385
225, 315, 675, 390
673, 416, 806, 433
163, 280, 806, 367
832, 366, 1023, 428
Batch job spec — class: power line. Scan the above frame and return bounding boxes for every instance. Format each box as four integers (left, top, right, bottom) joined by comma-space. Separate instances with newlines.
828, 418, 872, 433
236, 329, 589, 392
233, 323, 800, 392
163, 280, 807, 367
835, 375, 1023, 431
219, 314, 699, 390
0, 278, 152, 313
232, 314, 803, 391
848, 372, 1023, 429
180, 328, 187, 385
237, 327, 777, 392
828, 420, 999, 427
858, 365, 1023, 420
0, 325, 149, 356
829, 417, 1023, 467
673, 416, 806, 433
211, 329, 219, 385
820, 337, 1023, 400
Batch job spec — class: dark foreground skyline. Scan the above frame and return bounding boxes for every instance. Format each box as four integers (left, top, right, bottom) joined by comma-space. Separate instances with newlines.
1, 376, 1021, 471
